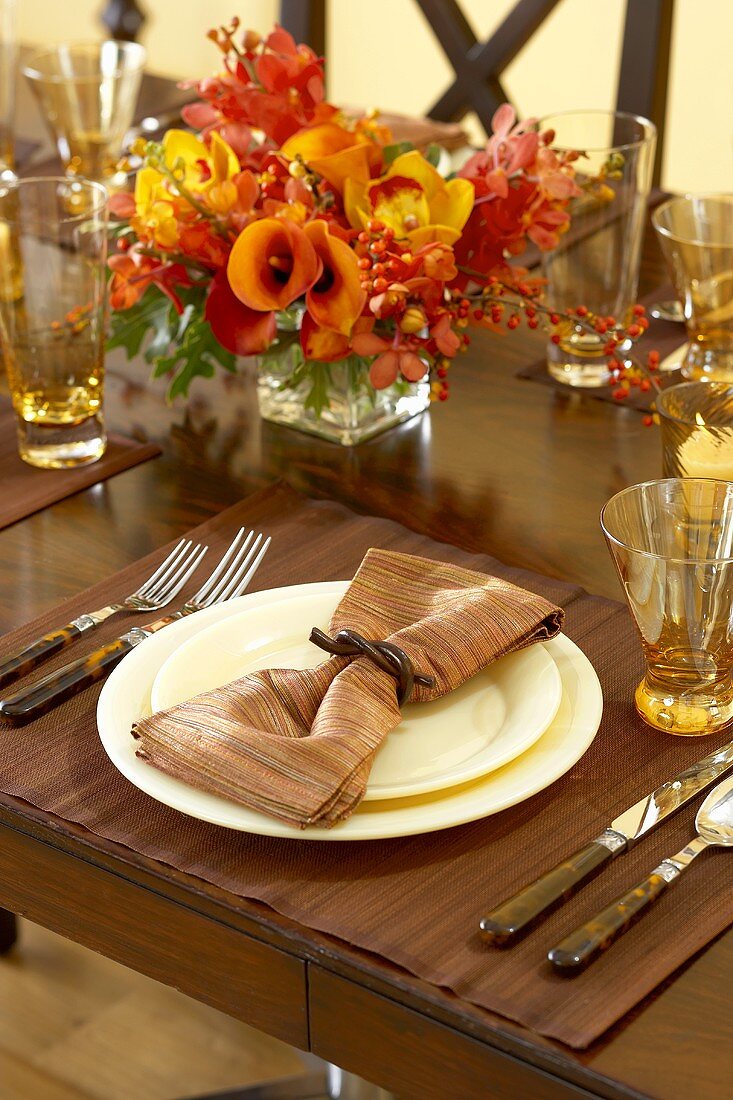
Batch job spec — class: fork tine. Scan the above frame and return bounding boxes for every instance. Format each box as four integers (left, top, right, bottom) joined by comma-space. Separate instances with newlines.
192, 528, 250, 603
165, 544, 209, 600
135, 539, 190, 599
212, 534, 265, 604
209, 534, 270, 606
155, 542, 208, 603
204, 531, 258, 606
141, 540, 195, 601
227, 535, 271, 600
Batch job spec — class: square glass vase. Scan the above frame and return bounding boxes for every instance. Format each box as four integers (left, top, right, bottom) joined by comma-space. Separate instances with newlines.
256, 342, 430, 447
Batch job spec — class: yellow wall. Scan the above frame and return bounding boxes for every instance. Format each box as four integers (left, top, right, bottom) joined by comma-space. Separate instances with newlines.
17, 0, 733, 192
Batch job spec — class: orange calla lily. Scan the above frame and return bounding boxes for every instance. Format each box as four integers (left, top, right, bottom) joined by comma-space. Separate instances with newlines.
281, 122, 379, 194
205, 270, 276, 356
344, 150, 474, 246
227, 217, 321, 312
300, 312, 350, 361
303, 220, 366, 335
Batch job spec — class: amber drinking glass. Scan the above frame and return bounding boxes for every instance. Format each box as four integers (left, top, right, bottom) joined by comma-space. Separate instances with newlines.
602, 479, 733, 736
652, 195, 733, 383
657, 381, 733, 480
540, 111, 656, 387
22, 41, 145, 188
0, 177, 108, 468
0, 0, 16, 176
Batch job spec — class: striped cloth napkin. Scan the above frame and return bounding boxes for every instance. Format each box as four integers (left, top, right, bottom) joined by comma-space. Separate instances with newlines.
132, 550, 563, 827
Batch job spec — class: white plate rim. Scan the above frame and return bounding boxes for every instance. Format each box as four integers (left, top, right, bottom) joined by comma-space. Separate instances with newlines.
97, 583, 603, 841
149, 587, 563, 799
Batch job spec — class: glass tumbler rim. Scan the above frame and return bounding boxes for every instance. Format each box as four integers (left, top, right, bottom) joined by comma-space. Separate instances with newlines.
22, 39, 146, 83
0, 175, 109, 223
655, 380, 733, 427
535, 109, 656, 153
601, 477, 733, 565
651, 193, 733, 249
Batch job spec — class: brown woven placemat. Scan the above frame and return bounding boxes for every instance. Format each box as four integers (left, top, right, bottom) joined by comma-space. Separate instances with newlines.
0, 398, 160, 530
517, 286, 685, 411
1, 482, 731, 1049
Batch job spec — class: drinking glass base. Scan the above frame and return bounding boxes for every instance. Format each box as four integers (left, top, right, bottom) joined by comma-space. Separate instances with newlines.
634, 676, 733, 736
17, 416, 107, 469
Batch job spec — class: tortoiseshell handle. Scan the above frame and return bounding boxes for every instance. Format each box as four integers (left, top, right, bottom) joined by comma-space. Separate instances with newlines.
0, 637, 134, 723
479, 835, 624, 944
0, 623, 86, 690
548, 864, 680, 973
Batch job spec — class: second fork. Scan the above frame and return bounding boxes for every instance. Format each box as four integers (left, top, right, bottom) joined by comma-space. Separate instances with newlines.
0, 528, 270, 723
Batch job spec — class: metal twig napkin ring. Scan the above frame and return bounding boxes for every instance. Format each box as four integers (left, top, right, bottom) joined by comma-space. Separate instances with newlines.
309, 628, 435, 706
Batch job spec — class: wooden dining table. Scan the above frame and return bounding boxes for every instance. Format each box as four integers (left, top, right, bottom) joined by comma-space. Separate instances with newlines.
1, 67, 730, 1100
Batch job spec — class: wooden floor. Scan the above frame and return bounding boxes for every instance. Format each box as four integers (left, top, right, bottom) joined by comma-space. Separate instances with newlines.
0, 919, 309, 1100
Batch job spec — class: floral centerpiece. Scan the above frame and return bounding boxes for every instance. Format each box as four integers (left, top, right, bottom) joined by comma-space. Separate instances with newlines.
108, 19, 655, 444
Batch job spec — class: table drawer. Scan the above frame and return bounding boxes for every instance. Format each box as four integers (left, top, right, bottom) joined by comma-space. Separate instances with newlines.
0, 823, 308, 1047
309, 969, 600, 1100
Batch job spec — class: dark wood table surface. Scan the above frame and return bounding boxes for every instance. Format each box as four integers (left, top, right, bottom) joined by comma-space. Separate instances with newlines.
2, 70, 729, 1100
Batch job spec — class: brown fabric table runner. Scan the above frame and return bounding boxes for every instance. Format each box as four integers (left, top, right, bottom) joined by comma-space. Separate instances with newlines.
516, 284, 685, 411
0, 399, 161, 530
1, 482, 732, 1049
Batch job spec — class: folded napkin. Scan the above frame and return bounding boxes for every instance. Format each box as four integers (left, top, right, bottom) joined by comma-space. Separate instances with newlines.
132, 550, 563, 827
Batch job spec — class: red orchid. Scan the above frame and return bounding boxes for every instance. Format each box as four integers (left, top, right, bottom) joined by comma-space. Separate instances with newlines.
108, 249, 192, 312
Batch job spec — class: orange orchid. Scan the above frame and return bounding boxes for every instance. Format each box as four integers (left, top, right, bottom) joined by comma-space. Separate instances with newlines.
227, 217, 321, 312
352, 332, 427, 389
281, 122, 382, 195
344, 151, 474, 247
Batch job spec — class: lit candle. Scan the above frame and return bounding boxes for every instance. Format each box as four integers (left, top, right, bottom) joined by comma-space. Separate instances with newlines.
677, 425, 733, 480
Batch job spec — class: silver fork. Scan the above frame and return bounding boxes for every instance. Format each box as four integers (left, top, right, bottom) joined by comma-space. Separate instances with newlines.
0, 528, 271, 723
0, 538, 208, 690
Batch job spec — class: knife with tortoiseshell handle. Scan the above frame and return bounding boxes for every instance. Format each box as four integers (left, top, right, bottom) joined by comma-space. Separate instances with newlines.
479, 741, 733, 944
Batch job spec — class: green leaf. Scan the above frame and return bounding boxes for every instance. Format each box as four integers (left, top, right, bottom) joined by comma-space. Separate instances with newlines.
383, 141, 414, 165
154, 312, 236, 401
107, 287, 173, 361
424, 143, 443, 168
303, 362, 332, 418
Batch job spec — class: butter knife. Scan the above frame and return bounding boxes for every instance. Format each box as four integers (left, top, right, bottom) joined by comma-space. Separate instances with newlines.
478, 740, 733, 944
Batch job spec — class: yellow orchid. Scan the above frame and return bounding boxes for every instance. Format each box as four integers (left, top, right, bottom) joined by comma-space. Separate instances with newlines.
161, 129, 239, 194
133, 166, 179, 247
344, 150, 474, 247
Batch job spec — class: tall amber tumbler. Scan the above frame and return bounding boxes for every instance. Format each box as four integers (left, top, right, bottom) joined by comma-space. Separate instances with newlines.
602, 478, 733, 735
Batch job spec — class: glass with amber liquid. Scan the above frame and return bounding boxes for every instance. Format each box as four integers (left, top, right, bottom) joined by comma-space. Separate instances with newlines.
602, 478, 733, 736
0, 0, 16, 176
22, 41, 145, 189
0, 177, 108, 467
653, 195, 733, 383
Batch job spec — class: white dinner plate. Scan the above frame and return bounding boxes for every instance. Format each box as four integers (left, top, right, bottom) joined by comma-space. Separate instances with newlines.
97, 583, 603, 841
150, 585, 563, 799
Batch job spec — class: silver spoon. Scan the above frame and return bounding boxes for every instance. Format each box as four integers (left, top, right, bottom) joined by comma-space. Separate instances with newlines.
548, 772, 733, 972
649, 299, 685, 323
